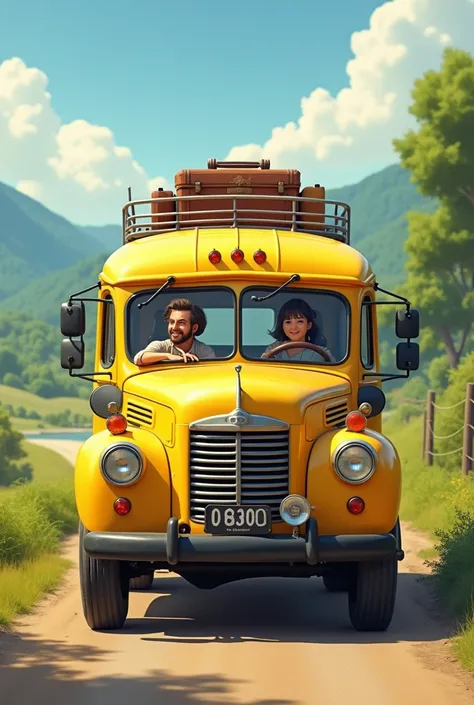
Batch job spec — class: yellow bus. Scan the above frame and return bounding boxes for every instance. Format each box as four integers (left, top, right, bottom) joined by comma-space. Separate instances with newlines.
60, 160, 420, 633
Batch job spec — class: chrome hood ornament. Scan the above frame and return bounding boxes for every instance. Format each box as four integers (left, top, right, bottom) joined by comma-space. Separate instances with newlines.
189, 364, 289, 432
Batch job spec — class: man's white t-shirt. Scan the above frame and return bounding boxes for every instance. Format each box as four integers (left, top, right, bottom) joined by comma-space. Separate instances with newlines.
134, 338, 215, 364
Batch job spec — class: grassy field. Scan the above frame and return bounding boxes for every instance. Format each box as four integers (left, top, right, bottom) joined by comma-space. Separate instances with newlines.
0, 384, 91, 417
0, 440, 77, 628
24, 441, 74, 483
0, 441, 74, 498
384, 415, 474, 672
0, 555, 72, 628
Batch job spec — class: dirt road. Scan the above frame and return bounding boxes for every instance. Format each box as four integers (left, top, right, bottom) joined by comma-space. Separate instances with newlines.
1, 439, 474, 705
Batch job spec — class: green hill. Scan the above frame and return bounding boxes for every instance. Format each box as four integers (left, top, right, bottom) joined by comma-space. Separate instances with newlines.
0, 181, 108, 302
0, 252, 109, 333
81, 224, 122, 252
327, 163, 437, 288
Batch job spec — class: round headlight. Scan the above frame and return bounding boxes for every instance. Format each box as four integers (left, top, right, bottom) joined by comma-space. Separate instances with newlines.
280, 494, 311, 526
100, 443, 143, 486
333, 442, 376, 484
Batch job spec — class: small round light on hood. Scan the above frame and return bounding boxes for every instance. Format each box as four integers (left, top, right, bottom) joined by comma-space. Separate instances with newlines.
208, 249, 222, 264
231, 248, 244, 264
253, 249, 267, 264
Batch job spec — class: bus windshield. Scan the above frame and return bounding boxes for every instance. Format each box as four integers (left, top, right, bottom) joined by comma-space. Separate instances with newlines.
126, 286, 236, 362
240, 287, 349, 364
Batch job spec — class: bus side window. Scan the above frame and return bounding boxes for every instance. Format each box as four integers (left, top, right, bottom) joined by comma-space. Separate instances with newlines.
101, 294, 115, 368
361, 295, 374, 369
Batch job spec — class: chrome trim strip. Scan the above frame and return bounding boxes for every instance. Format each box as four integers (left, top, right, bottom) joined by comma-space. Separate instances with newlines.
189, 364, 290, 431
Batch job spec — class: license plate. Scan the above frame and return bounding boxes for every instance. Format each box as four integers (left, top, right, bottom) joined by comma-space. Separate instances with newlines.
204, 504, 272, 535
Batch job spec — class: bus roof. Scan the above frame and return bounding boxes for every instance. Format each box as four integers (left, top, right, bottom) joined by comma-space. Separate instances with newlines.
100, 227, 374, 288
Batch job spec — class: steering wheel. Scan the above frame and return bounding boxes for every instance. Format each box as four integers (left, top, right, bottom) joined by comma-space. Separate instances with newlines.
262, 341, 333, 362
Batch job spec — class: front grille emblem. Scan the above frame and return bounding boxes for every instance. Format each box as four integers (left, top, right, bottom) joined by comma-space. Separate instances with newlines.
228, 413, 247, 425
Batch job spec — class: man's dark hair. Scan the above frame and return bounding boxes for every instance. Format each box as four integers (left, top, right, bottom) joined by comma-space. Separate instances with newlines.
268, 297, 327, 346
163, 298, 207, 336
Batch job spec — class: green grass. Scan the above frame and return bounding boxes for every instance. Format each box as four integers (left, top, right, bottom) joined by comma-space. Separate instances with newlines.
9, 417, 51, 430
385, 416, 474, 534
0, 555, 72, 627
0, 441, 74, 498
23, 440, 74, 484
385, 416, 474, 673
0, 384, 91, 417
417, 547, 439, 560
0, 444, 77, 629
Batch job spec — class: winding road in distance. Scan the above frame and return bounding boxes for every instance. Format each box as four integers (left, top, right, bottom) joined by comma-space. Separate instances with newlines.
0, 438, 473, 705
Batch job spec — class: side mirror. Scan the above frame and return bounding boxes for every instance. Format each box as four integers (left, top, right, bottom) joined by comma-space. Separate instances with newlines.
60, 339, 85, 369
357, 385, 386, 417
61, 301, 86, 337
396, 342, 419, 372
395, 308, 419, 339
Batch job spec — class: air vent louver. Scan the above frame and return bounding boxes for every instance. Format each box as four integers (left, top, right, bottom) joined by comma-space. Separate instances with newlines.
325, 400, 349, 428
126, 400, 153, 427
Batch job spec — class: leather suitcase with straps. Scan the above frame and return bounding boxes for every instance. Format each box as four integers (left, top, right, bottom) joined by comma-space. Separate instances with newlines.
174, 159, 301, 227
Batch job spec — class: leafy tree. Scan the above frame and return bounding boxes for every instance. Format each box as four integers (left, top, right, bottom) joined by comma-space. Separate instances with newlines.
0, 348, 21, 379
0, 311, 93, 399
0, 407, 33, 486
393, 48, 474, 368
428, 354, 451, 393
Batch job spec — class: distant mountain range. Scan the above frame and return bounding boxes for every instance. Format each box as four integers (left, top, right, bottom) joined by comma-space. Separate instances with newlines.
0, 163, 437, 324
0, 181, 107, 302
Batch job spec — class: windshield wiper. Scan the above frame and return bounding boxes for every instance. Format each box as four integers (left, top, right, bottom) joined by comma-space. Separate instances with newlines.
137, 275, 176, 309
251, 273, 301, 302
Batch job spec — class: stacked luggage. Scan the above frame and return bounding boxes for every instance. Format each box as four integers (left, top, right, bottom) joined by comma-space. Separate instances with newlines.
150, 159, 326, 231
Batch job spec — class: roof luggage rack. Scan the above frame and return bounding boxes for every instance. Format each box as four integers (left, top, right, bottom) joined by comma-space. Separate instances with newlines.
122, 192, 351, 246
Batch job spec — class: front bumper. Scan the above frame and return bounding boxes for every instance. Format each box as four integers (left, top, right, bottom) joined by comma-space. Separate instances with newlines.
83, 518, 401, 565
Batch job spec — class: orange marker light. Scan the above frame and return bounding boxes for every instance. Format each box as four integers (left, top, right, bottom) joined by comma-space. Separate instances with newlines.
231, 248, 244, 264
345, 411, 367, 433
106, 413, 128, 435
114, 497, 131, 515
253, 249, 267, 264
347, 497, 365, 514
208, 249, 221, 264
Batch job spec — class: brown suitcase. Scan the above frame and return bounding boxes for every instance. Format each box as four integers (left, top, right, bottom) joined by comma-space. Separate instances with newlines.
298, 185, 326, 230
151, 188, 176, 230
174, 159, 301, 228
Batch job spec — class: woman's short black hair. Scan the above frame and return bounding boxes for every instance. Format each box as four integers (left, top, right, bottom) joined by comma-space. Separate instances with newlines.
268, 298, 327, 345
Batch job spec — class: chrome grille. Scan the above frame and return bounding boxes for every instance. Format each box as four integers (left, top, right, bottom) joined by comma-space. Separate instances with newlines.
190, 430, 290, 524
325, 400, 348, 428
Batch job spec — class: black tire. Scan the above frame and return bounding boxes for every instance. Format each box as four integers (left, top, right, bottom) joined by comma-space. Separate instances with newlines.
130, 572, 154, 590
348, 555, 398, 631
79, 521, 129, 630
323, 572, 349, 592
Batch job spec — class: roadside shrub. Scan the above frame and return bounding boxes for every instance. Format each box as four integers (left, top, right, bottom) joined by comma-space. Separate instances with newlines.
16, 481, 77, 534
427, 508, 474, 618
0, 493, 60, 566
0, 482, 77, 566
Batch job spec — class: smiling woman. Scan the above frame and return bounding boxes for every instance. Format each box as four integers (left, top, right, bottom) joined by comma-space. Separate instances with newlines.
240, 287, 349, 363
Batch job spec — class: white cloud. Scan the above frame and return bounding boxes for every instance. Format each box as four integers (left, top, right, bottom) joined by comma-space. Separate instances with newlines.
225, 0, 474, 189
0, 57, 169, 225
0, 0, 473, 225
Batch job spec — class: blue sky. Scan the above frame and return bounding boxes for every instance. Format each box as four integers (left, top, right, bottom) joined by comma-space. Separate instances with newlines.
0, 0, 473, 225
